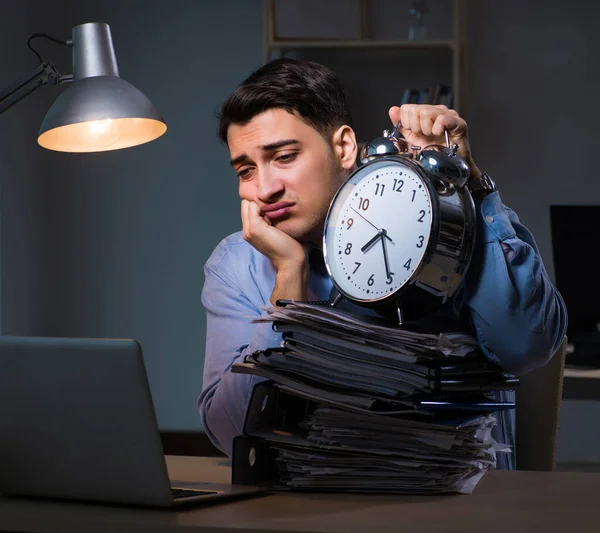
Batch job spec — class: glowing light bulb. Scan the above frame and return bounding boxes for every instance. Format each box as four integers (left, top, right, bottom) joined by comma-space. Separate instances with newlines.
81, 118, 121, 148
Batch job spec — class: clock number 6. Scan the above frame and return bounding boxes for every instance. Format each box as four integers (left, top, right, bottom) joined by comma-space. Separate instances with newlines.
368, 274, 375, 286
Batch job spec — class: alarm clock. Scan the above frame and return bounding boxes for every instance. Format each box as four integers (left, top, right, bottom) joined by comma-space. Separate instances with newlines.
322, 124, 477, 325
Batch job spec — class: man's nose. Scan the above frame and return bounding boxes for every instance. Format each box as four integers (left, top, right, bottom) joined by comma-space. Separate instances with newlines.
256, 169, 284, 202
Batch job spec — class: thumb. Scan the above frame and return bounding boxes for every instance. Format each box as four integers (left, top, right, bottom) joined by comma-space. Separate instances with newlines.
388, 106, 413, 140
388, 106, 401, 128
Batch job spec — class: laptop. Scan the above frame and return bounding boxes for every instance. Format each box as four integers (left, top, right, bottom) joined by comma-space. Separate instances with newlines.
0, 335, 265, 508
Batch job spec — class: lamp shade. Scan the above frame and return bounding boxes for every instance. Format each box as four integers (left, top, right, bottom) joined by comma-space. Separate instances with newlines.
38, 76, 167, 152
37, 22, 166, 152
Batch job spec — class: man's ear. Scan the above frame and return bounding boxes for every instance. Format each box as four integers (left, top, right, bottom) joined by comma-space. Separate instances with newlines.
331, 125, 358, 171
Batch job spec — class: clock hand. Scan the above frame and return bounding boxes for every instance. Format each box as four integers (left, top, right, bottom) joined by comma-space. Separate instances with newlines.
350, 206, 379, 232
361, 231, 383, 253
381, 227, 394, 246
381, 232, 392, 280
349, 206, 393, 242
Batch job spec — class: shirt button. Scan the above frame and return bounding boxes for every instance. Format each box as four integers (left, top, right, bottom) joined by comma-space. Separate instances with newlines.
485, 215, 494, 224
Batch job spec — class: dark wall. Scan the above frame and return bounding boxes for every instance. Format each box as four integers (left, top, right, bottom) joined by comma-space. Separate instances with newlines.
464, 0, 600, 464
0, 0, 263, 431
466, 0, 600, 275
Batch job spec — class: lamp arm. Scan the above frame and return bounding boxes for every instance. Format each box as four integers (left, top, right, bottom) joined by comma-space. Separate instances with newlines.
0, 62, 72, 116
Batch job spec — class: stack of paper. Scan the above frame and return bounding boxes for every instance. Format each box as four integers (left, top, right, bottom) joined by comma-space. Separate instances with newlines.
270, 407, 504, 494
232, 300, 516, 494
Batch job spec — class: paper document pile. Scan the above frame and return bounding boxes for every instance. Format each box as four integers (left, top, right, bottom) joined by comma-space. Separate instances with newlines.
231, 301, 516, 494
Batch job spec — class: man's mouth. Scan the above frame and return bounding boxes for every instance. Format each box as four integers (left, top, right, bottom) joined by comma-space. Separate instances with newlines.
262, 202, 294, 221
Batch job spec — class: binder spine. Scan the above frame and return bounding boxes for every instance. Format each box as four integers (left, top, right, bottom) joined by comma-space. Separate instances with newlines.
232, 436, 278, 487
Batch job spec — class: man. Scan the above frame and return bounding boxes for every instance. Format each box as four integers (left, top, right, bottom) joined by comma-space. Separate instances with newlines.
197, 58, 567, 468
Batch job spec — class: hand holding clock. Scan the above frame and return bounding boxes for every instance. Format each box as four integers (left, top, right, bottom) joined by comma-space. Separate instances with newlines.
322, 104, 478, 318
388, 104, 482, 181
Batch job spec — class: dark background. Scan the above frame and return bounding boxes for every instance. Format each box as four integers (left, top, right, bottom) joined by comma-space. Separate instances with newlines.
0, 0, 598, 465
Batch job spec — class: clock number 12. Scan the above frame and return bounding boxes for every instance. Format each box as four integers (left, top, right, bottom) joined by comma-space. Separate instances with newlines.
393, 179, 404, 192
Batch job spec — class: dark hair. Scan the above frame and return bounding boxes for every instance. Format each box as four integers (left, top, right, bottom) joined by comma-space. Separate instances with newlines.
217, 57, 352, 144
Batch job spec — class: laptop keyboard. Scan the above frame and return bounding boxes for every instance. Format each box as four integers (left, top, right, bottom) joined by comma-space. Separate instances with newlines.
171, 487, 219, 499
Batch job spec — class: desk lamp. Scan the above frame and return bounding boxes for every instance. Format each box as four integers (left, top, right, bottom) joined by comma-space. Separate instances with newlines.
0, 22, 167, 152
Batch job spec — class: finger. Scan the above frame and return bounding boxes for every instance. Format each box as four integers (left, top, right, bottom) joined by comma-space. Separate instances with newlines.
241, 199, 251, 240
252, 201, 272, 225
419, 107, 436, 137
241, 199, 249, 224
248, 201, 273, 236
247, 201, 263, 229
409, 109, 422, 137
403, 104, 422, 136
434, 104, 459, 118
388, 106, 401, 127
247, 200, 262, 218
399, 105, 411, 135
242, 199, 260, 228
431, 114, 467, 138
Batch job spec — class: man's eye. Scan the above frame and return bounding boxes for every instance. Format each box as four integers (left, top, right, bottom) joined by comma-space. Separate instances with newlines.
276, 153, 297, 163
237, 168, 253, 180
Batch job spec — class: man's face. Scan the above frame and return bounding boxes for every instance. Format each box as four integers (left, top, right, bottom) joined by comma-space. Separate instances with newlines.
228, 109, 348, 244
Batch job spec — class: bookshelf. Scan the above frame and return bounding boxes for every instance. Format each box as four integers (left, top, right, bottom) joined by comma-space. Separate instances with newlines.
263, 0, 466, 142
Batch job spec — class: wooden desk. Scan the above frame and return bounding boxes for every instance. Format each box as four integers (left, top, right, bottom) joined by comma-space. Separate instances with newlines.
0, 456, 598, 533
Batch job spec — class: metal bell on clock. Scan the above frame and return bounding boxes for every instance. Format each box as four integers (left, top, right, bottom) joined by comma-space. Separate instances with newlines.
417, 130, 470, 189
359, 122, 409, 164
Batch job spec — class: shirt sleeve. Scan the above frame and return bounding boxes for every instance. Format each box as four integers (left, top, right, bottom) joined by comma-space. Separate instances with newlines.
463, 191, 568, 375
196, 252, 282, 457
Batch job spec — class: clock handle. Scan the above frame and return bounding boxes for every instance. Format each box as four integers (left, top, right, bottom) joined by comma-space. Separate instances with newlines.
390, 120, 404, 141
392, 120, 460, 156
444, 130, 460, 156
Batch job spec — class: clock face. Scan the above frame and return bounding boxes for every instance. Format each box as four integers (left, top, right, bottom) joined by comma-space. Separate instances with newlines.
324, 159, 433, 302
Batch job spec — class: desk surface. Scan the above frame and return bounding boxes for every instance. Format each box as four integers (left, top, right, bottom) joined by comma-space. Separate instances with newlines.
0, 456, 599, 533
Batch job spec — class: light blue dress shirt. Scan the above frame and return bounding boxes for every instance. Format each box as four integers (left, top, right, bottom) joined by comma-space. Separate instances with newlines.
197, 192, 568, 470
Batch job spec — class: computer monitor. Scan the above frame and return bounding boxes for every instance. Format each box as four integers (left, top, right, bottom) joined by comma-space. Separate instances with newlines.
550, 205, 600, 338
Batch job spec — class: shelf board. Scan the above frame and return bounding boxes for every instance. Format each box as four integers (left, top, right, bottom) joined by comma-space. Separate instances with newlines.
564, 367, 600, 379
269, 39, 456, 50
